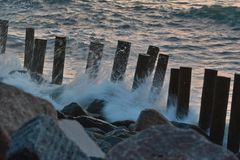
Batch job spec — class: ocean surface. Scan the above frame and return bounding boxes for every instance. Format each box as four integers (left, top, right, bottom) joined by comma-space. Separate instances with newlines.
0, 0, 240, 124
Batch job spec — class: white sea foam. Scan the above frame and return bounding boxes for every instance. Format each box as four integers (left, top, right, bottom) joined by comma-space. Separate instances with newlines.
0, 54, 200, 124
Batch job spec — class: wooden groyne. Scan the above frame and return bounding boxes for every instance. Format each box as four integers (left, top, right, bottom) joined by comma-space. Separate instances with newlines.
1, 20, 240, 153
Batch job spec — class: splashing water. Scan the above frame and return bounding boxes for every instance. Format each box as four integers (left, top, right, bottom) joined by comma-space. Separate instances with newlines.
0, 53, 199, 124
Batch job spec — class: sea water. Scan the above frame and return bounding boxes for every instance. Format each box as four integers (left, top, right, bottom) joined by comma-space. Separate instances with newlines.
0, 0, 240, 124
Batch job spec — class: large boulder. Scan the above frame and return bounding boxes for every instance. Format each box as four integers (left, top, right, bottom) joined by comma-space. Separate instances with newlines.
7, 115, 90, 160
0, 82, 57, 135
135, 109, 171, 131
58, 119, 105, 159
107, 125, 238, 160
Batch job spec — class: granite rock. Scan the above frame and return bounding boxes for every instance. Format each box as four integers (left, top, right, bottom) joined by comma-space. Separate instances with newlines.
58, 119, 105, 158
0, 82, 57, 135
87, 99, 105, 115
107, 125, 238, 160
7, 115, 90, 160
135, 109, 171, 131
74, 116, 117, 132
61, 102, 88, 117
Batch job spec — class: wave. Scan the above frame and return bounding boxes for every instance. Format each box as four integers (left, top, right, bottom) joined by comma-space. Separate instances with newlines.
0, 54, 199, 124
175, 5, 240, 27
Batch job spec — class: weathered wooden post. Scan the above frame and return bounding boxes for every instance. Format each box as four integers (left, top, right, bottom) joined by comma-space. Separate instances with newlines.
176, 67, 192, 119
24, 28, 35, 69
111, 40, 131, 82
0, 20, 8, 54
29, 39, 47, 74
198, 69, 218, 131
209, 76, 230, 145
52, 36, 66, 84
167, 68, 179, 109
85, 41, 104, 79
132, 54, 152, 90
150, 54, 169, 96
227, 74, 240, 153
146, 45, 159, 74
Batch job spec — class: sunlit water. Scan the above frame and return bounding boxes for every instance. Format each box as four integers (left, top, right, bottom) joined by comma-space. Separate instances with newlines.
0, 0, 240, 125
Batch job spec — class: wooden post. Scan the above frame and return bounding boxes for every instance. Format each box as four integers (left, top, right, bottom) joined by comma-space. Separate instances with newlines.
146, 45, 159, 74
227, 74, 240, 153
167, 68, 179, 108
85, 41, 104, 79
209, 76, 230, 145
29, 39, 47, 74
111, 40, 131, 82
176, 67, 192, 119
198, 69, 218, 131
151, 54, 169, 96
132, 54, 151, 90
52, 36, 66, 84
24, 28, 35, 69
0, 20, 8, 54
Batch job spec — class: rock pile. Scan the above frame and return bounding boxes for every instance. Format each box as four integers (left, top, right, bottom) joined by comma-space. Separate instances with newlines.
0, 82, 238, 160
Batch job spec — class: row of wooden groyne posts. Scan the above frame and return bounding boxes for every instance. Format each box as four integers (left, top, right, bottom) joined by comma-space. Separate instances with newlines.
0, 20, 240, 153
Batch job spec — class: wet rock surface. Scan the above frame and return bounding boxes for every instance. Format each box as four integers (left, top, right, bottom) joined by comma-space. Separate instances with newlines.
135, 109, 171, 131
61, 102, 88, 117
87, 99, 105, 115
58, 119, 105, 158
0, 82, 57, 135
171, 121, 209, 139
107, 125, 238, 160
111, 120, 135, 129
74, 115, 117, 132
0, 82, 237, 160
7, 115, 90, 160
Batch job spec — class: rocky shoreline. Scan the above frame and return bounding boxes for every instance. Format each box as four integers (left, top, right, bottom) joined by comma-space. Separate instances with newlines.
0, 82, 239, 160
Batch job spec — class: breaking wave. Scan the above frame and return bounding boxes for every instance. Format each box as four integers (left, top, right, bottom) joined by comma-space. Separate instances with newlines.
175, 5, 240, 26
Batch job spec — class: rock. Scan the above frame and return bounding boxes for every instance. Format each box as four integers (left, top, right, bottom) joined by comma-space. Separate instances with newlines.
105, 128, 134, 139
87, 99, 105, 115
107, 125, 238, 160
111, 120, 135, 129
90, 158, 105, 160
86, 128, 106, 135
61, 102, 88, 117
85, 130, 105, 142
7, 148, 39, 160
0, 129, 10, 160
85, 128, 106, 141
7, 115, 90, 160
96, 128, 135, 154
171, 121, 209, 139
57, 110, 66, 119
97, 136, 123, 153
135, 109, 171, 131
236, 153, 240, 159
74, 116, 117, 133
0, 82, 57, 135
58, 119, 105, 158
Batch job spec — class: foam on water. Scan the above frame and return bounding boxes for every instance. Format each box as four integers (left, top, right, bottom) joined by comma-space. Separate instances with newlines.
0, 54, 199, 124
